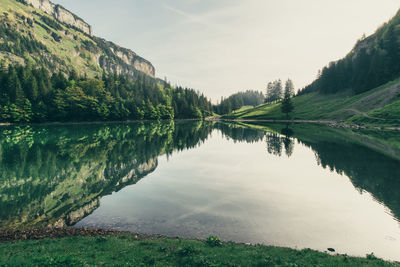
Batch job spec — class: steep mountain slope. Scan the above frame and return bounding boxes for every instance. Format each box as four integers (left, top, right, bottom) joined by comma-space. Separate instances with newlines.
302, 9, 400, 95
225, 8, 400, 126
0, 0, 155, 78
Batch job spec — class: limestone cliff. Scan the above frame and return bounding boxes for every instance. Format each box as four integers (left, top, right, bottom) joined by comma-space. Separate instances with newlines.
95, 38, 155, 77
24, 0, 92, 35
0, 0, 155, 77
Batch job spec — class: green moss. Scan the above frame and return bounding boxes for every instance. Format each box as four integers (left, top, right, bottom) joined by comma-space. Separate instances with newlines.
0, 236, 398, 266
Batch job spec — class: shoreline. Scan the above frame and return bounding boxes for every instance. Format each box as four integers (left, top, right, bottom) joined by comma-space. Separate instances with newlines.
0, 227, 399, 266
0, 119, 199, 127
0, 227, 131, 243
0, 226, 378, 257
217, 118, 400, 131
1, 118, 399, 130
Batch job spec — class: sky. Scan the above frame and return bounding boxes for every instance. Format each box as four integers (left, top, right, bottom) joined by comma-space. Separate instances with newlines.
52, 0, 400, 102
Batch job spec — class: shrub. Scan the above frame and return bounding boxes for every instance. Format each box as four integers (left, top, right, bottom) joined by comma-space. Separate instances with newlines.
205, 236, 222, 247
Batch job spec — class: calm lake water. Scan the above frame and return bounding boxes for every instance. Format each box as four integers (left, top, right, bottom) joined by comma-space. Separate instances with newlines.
1, 121, 400, 260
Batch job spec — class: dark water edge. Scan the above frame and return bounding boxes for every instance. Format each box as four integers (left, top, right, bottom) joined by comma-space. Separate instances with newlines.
3, 116, 400, 131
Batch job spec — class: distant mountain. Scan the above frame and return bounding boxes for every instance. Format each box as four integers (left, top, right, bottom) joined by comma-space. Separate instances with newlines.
0, 0, 155, 78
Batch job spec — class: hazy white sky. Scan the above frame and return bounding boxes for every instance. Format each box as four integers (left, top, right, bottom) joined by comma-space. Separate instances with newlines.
52, 0, 400, 102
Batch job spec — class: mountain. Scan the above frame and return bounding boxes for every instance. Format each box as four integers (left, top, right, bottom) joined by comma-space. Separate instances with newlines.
301, 8, 400, 95
225, 9, 400, 127
0, 0, 214, 123
0, 0, 155, 78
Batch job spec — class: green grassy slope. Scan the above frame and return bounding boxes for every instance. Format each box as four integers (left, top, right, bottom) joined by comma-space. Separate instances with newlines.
224, 77, 400, 126
0, 0, 154, 78
0, 235, 397, 266
0, 0, 99, 75
348, 98, 400, 126
232, 105, 254, 113
224, 8, 400, 126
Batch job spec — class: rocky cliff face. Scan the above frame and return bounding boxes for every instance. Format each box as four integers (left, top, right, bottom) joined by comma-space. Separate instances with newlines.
5, 0, 155, 77
24, 0, 92, 35
96, 38, 156, 77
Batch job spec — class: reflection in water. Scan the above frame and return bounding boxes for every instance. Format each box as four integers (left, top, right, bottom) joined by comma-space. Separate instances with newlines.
281, 125, 294, 157
215, 123, 265, 143
299, 135, 400, 221
1, 121, 400, 227
265, 125, 294, 157
251, 122, 400, 222
1, 121, 400, 259
0, 121, 213, 228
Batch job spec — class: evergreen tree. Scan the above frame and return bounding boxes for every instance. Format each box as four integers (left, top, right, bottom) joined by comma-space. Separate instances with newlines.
215, 90, 265, 114
7, 66, 25, 106
281, 83, 294, 119
273, 80, 283, 101
69, 69, 78, 81
284, 79, 295, 97
265, 82, 273, 103
265, 80, 283, 103
25, 75, 39, 103
0, 64, 213, 122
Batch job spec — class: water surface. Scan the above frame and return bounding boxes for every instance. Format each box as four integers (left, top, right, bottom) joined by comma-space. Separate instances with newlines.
1, 121, 400, 260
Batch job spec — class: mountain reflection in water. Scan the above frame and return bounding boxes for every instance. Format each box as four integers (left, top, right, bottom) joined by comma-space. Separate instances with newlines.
0, 121, 399, 252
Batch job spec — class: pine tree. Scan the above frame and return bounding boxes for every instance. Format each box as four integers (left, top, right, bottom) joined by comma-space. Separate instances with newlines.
281, 82, 294, 119
265, 80, 283, 103
273, 80, 283, 101
69, 69, 78, 81
25, 75, 39, 103
285, 79, 295, 97
7, 67, 25, 106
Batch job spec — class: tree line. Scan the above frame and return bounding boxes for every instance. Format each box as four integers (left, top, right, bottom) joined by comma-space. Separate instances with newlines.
0, 64, 213, 122
213, 79, 295, 118
264, 79, 295, 104
265, 79, 295, 118
299, 16, 400, 95
213, 90, 265, 115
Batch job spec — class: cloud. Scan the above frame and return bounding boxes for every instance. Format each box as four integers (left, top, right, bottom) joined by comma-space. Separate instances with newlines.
162, 3, 227, 32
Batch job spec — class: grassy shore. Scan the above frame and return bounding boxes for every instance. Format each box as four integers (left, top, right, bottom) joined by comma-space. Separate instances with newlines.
223, 78, 400, 128
0, 235, 399, 266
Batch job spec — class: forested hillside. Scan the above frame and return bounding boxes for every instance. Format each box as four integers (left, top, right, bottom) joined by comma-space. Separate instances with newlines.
300, 9, 400, 95
0, 0, 213, 123
213, 90, 264, 115
0, 64, 212, 122
226, 9, 400, 126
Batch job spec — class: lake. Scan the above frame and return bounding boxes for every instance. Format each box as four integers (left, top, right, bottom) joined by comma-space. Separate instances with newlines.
1, 121, 400, 260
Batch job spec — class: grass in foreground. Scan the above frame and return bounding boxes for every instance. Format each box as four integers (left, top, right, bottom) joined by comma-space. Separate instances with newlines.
0, 235, 398, 267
